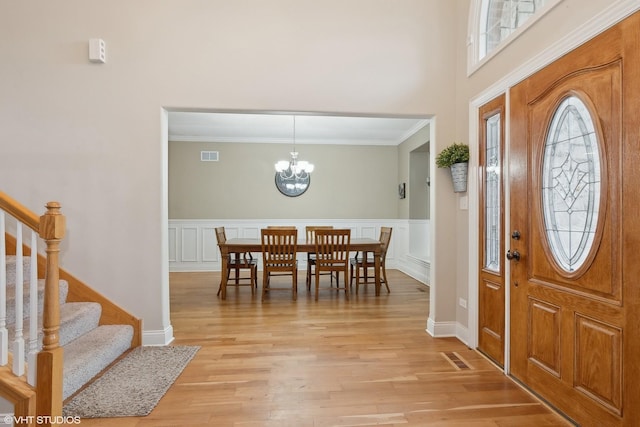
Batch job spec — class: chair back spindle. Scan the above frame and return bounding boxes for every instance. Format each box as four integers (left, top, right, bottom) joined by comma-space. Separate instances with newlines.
313, 229, 351, 300
350, 226, 392, 294
260, 228, 298, 300
215, 227, 257, 297
305, 226, 333, 244
304, 226, 333, 290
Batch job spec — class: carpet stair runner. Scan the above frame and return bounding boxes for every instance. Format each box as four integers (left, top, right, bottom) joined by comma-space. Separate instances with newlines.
5, 255, 133, 400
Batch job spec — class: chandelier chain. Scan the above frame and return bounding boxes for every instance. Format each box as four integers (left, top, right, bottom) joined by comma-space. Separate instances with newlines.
274, 116, 314, 180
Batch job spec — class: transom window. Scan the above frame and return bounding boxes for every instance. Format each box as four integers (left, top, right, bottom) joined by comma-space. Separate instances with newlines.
479, 0, 547, 60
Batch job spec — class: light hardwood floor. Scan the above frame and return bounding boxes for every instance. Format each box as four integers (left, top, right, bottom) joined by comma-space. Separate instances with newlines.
78, 270, 570, 426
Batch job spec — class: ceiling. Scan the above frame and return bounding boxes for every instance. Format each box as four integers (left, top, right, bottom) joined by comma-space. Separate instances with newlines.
168, 112, 430, 146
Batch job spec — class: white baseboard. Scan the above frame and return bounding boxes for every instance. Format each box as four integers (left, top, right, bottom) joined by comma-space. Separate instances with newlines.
142, 326, 175, 346
427, 317, 455, 337
455, 323, 470, 346
426, 318, 470, 346
401, 254, 430, 284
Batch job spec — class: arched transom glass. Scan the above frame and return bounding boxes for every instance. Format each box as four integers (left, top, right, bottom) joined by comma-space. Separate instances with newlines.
542, 95, 600, 273
479, 0, 547, 59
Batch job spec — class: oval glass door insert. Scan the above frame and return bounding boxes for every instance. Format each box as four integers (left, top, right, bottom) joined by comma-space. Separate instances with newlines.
542, 95, 601, 273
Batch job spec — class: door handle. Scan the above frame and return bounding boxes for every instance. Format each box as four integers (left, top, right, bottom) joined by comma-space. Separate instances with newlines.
506, 250, 521, 261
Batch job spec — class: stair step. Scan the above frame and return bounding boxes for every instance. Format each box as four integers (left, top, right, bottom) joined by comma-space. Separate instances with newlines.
5, 279, 69, 325
5, 255, 136, 404
62, 324, 134, 400
5, 255, 33, 286
9, 301, 102, 351
58, 302, 102, 347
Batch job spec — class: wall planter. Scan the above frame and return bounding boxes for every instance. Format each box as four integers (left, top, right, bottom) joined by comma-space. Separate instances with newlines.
449, 162, 469, 192
435, 142, 469, 193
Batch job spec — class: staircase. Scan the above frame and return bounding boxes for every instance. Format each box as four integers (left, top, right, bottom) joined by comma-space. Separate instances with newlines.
6, 256, 134, 400
0, 192, 141, 426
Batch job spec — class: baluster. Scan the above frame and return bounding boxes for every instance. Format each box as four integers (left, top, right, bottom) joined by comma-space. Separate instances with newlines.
0, 211, 7, 366
28, 230, 38, 386
13, 224, 25, 376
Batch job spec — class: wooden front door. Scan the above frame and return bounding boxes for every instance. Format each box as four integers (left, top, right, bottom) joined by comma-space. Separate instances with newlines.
478, 94, 506, 367
509, 12, 640, 426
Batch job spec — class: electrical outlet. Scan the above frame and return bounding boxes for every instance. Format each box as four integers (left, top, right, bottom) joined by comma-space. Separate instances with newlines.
459, 298, 467, 309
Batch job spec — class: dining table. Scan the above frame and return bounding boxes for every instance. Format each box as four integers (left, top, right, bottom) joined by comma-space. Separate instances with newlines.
218, 237, 383, 300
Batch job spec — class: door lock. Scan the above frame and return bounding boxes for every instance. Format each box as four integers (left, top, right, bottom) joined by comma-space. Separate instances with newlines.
506, 250, 521, 262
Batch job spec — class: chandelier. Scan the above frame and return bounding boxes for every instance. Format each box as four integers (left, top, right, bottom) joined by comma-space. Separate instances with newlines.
274, 116, 314, 181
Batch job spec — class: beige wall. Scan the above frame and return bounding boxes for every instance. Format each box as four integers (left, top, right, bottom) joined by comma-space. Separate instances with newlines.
0, 0, 459, 341
169, 141, 400, 219
398, 123, 430, 220
409, 149, 429, 220
1, 0, 630, 344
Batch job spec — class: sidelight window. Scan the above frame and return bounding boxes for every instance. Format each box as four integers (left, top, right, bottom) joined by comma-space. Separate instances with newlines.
484, 113, 501, 272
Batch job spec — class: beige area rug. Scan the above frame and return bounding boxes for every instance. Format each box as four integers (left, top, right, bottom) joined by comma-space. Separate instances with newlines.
63, 346, 199, 418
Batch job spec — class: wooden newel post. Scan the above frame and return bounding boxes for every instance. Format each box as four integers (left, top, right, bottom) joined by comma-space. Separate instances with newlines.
36, 202, 66, 422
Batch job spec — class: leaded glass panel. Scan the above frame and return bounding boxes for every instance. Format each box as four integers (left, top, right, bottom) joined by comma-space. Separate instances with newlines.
542, 96, 600, 273
480, 0, 547, 59
484, 113, 501, 272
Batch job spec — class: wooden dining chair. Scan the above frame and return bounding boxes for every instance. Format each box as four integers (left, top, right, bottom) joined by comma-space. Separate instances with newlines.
349, 227, 392, 294
305, 225, 334, 291
260, 227, 298, 301
313, 228, 351, 301
215, 227, 258, 296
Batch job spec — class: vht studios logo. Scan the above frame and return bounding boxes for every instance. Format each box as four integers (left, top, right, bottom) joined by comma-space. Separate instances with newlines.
3, 415, 81, 425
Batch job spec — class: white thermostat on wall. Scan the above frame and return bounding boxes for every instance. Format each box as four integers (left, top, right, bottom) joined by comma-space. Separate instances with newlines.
89, 38, 106, 63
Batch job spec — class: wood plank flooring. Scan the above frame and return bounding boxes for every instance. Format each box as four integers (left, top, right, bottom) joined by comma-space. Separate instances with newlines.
78, 270, 570, 426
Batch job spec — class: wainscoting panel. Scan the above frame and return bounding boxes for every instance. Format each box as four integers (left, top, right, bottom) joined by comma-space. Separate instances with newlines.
360, 226, 378, 239
202, 227, 218, 262
409, 220, 430, 261
168, 226, 177, 263
180, 227, 198, 262
244, 227, 261, 239
169, 219, 430, 285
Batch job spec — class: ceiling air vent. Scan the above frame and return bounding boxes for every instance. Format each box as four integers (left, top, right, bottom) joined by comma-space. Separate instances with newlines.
200, 151, 219, 162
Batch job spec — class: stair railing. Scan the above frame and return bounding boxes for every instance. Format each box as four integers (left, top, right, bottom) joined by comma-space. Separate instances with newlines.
0, 191, 65, 425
